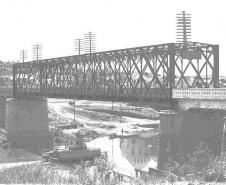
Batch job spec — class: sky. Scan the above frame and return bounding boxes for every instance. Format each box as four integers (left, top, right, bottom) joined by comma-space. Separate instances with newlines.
0, 0, 225, 75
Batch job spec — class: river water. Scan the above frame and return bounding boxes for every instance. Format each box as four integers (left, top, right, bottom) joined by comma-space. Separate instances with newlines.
87, 132, 158, 177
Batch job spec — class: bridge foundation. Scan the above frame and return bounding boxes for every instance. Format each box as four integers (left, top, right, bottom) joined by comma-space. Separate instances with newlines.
221, 119, 226, 158
0, 97, 6, 128
157, 110, 183, 169
5, 97, 52, 154
158, 109, 225, 169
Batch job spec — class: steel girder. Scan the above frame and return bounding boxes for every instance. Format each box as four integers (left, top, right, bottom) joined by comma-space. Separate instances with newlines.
13, 42, 219, 100
174, 42, 219, 88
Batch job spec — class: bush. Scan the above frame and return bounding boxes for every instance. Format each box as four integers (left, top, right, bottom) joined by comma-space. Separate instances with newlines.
206, 156, 226, 182
164, 142, 226, 183
181, 163, 192, 176
0, 154, 116, 185
189, 143, 213, 175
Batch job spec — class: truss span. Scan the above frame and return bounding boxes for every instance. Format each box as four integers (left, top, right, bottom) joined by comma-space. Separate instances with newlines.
13, 42, 219, 101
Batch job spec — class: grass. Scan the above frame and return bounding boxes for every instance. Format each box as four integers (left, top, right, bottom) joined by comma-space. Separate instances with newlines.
0, 147, 225, 184
163, 143, 226, 184
0, 154, 118, 184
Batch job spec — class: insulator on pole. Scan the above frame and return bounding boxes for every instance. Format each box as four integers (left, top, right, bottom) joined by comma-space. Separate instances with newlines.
74, 38, 84, 55
83, 32, 96, 54
176, 11, 191, 47
32, 43, 42, 62
20, 50, 28, 63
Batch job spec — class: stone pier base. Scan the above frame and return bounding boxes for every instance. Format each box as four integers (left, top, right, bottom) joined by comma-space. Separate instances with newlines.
158, 109, 225, 170
157, 110, 182, 169
5, 97, 52, 154
0, 97, 6, 128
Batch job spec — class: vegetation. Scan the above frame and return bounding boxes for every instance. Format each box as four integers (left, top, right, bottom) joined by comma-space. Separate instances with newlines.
164, 143, 226, 184
0, 145, 225, 184
0, 154, 119, 185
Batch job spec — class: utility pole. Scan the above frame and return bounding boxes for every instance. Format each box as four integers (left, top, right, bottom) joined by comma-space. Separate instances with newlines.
176, 11, 191, 46
176, 11, 191, 88
20, 50, 27, 63
69, 101, 76, 124
119, 101, 122, 123
84, 32, 96, 96
74, 38, 84, 55
32, 43, 42, 62
84, 32, 96, 54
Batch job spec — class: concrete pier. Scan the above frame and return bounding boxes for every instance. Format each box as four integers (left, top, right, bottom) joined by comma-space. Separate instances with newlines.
221, 118, 226, 158
158, 109, 225, 169
157, 110, 183, 169
5, 97, 52, 154
0, 97, 6, 128
179, 109, 224, 157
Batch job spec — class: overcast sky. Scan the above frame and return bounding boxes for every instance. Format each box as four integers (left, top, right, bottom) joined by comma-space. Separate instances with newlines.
0, 0, 225, 75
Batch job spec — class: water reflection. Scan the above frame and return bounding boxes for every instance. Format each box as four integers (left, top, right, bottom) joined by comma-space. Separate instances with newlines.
120, 134, 158, 171
87, 132, 158, 176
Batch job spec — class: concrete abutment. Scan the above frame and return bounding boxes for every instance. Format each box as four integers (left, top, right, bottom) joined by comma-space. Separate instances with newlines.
1, 97, 52, 154
158, 108, 225, 169
0, 97, 6, 128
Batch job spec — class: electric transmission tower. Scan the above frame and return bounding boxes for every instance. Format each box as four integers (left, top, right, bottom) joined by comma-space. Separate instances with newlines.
84, 32, 96, 54
32, 43, 42, 61
74, 38, 84, 55
20, 50, 27, 63
176, 11, 191, 46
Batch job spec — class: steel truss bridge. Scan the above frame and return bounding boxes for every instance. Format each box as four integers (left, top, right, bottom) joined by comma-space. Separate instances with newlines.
12, 42, 219, 101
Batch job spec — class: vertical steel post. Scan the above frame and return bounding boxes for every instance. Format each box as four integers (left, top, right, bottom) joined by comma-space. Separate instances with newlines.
206, 50, 208, 87
104, 58, 106, 95
181, 60, 183, 88
114, 58, 117, 99
39, 64, 43, 95
12, 64, 16, 97
83, 59, 86, 96
140, 56, 143, 96
213, 45, 219, 88
169, 43, 176, 97
75, 59, 78, 97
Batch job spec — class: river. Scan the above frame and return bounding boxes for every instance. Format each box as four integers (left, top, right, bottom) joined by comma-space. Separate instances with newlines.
87, 131, 158, 177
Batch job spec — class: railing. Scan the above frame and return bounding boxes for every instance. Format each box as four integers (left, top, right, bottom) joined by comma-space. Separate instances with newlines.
172, 88, 226, 100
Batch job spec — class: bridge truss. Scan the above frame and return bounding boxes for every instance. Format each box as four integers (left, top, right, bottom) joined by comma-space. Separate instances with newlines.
13, 42, 219, 101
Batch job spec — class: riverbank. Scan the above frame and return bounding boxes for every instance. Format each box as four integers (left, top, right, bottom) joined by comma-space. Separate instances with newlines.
48, 98, 159, 140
